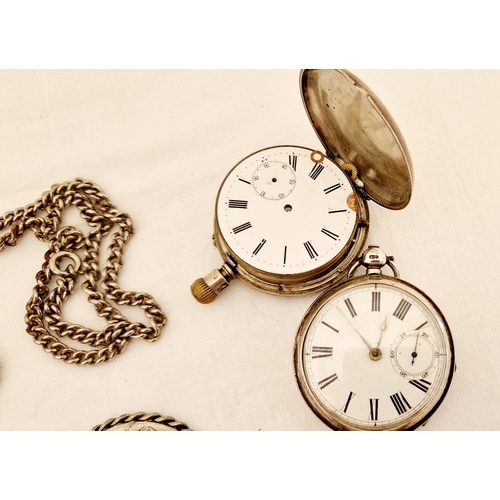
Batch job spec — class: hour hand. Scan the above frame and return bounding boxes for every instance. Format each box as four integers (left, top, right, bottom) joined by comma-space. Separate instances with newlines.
376, 314, 388, 349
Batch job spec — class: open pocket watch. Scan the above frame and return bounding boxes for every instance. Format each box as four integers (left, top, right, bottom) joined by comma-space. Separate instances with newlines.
191, 69, 413, 303
294, 246, 455, 430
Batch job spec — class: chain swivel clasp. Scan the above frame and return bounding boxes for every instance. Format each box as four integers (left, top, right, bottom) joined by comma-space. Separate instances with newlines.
48, 250, 82, 276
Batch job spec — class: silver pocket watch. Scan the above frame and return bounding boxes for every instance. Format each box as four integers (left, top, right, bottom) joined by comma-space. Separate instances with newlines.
294, 246, 455, 430
191, 69, 413, 303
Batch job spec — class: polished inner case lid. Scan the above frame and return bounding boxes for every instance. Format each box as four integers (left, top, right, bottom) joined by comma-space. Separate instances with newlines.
301, 69, 413, 210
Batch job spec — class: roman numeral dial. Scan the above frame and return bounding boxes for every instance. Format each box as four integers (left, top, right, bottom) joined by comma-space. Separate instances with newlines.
296, 277, 454, 431
216, 145, 357, 277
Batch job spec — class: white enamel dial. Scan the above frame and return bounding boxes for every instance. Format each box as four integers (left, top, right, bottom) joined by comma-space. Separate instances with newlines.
295, 276, 454, 430
216, 145, 358, 277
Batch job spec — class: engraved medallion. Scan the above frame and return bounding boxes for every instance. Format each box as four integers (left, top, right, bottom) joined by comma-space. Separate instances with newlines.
92, 412, 190, 431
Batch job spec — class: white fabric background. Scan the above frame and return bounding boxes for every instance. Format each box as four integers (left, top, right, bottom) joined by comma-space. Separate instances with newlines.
0, 69, 498, 431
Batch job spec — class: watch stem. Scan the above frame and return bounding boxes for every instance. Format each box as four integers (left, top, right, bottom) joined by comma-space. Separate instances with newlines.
190, 264, 235, 304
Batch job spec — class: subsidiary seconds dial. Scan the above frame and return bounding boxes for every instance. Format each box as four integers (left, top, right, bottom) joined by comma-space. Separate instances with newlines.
390, 329, 439, 379
252, 159, 296, 200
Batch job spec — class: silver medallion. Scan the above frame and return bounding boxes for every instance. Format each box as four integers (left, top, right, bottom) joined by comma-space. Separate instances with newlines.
93, 412, 190, 431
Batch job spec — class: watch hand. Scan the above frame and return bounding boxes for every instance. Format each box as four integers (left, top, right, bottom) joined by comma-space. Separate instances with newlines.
375, 314, 388, 349
336, 306, 373, 351
411, 332, 420, 365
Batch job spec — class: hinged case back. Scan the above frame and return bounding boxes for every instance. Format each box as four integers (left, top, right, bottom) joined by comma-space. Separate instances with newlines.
301, 69, 413, 210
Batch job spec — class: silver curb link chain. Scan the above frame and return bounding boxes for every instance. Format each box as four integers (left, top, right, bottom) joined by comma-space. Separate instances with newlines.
0, 178, 167, 365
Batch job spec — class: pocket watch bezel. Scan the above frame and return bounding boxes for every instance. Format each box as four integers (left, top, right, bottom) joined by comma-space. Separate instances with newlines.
212, 145, 370, 296
294, 273, 455, 430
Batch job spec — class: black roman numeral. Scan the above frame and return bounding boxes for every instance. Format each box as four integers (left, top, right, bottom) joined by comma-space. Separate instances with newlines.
393, 299, 412, 321
311, 346, 333, 359
344, 298, 357, 317
289, 154, 297, 171
252, 239, 267, 255
370, 398, 379, 420
321, 321, 339, 333
318, 373, 338, 390
309, 163, 324, 180
324, 183, 341, 194
372, 291, 381, 312
303, 240, 318, 259
321, 228, 339, 240
228, 199, 248, 209
409, 379, 431, 393
232, 221, 252, 234
342, 391, 355, 413
390, 392, 412, 415
415, 321, 429, 331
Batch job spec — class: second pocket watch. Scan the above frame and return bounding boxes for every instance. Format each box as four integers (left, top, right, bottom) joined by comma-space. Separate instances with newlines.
294, 246, 455, 430
191, 69, 413, 303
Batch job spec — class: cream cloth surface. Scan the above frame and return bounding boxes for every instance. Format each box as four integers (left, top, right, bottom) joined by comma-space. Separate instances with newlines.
0, 70, 498, 431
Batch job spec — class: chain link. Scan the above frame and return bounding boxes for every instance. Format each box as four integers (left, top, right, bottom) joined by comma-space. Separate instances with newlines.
0, 178, 167, 365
